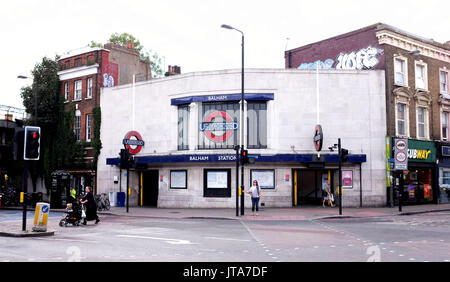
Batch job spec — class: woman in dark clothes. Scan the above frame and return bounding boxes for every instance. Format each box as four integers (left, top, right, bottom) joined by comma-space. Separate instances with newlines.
80, 186, 100, 225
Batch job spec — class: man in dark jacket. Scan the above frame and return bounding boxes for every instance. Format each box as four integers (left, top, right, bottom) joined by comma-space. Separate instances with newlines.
80, 186, 100, 225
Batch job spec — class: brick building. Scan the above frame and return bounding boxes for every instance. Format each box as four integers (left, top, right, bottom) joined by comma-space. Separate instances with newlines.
57, 44, 151, 196
285, 23, 450, 205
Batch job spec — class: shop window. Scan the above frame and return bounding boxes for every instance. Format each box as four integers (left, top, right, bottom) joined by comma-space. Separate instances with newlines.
247, 102, 267, 149
439, 170, 450, 203
203, 169, 231, 197
170, 170, 187, 189
403, 168, 434, 204
178, 105, 190, 150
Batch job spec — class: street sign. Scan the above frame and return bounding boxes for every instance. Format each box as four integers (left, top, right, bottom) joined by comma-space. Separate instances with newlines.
393, 138, 408, 170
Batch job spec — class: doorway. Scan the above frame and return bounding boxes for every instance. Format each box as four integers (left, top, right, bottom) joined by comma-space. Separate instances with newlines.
141, 170, 159, 207
293, 169, 334, 206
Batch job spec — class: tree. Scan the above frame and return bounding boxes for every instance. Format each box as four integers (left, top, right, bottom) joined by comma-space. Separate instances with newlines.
20, 57, 83, 193
89, 32, 164, 78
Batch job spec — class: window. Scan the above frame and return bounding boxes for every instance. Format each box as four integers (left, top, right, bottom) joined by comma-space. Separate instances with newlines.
441, 70, 448, 94
394, 57, 407, 86
178, 105, 190, 150
64, 83, 69, 101
74, 80, 82, 100
170, 170, 187, 189
416, 107, 427, 138
442, 112, 449, 141
85, 114, 92, 142
87, 78, 93, 99
397, 103, 407, 136
247, 102, 267, 149
74, 116, 81, 141
198, 102, 240, 149
415, 62, 427, 90
75, 58, 82, 67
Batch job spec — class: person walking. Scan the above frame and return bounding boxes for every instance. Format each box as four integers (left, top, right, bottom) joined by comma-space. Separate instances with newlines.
247, 180, 262, 216
80, 186, 100, 225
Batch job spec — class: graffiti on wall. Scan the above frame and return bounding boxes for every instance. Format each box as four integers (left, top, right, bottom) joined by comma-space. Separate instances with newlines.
296, 46, 384, 71
102, 62, 118, 88
298, 59, 334, 70
335, 46, 383, 70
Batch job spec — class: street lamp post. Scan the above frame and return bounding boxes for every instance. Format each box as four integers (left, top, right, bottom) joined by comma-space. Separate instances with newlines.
221, 24, 245, 216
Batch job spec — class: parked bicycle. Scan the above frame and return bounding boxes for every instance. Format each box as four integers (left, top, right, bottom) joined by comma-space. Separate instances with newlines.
94, 193, 110, 211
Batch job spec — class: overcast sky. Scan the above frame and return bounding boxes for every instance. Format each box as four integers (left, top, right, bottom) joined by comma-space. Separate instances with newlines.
1, 0, 449, 110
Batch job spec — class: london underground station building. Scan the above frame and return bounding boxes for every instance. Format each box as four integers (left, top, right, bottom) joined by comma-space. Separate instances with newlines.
97, 68, 386, 208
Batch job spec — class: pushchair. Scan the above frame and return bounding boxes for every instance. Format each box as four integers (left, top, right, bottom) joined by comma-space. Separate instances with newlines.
59, 200, 83, 227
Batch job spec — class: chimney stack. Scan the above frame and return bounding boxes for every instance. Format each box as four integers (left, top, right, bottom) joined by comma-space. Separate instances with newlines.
165, 65, 181, 76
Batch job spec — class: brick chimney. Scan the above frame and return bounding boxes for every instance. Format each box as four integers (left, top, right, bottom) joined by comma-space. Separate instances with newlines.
165, 65, 181, 76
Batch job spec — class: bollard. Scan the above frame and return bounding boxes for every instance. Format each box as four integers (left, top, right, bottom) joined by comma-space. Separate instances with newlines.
32, 202, 50, 232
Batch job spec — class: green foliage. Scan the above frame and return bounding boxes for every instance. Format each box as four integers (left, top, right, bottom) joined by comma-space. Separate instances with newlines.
92, 107, 102, 166
90, 32, 164, 78
88, 40, 104, 48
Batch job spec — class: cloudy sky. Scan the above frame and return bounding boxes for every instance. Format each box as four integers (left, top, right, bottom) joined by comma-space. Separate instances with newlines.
1, 0, 449, 109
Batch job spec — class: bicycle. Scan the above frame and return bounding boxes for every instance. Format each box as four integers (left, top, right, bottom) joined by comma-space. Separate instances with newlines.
95, 193, 110, 211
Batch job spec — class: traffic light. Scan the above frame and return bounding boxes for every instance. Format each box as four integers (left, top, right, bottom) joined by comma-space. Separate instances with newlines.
120, 149, 130, 169
340, 148, 349, 162
241, 149, 255, 165
24, 126, 40, 160
241, 149, 249, 165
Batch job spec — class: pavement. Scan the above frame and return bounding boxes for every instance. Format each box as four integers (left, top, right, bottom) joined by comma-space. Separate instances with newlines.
1, 203, 450, 237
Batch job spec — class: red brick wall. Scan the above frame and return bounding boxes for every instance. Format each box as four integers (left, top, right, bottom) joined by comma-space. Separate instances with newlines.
285, 25, 385, 70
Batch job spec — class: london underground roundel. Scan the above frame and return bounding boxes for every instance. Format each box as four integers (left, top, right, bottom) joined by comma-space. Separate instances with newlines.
123, 131, 145, 154
201, 111, 238, 143
313, 124, 323, 152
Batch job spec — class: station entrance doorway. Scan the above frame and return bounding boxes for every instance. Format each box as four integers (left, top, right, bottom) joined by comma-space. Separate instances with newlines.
141, 170, 159, 207
292, 169, 335, 206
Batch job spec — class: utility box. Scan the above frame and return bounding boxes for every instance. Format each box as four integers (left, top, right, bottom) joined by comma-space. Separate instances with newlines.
109, 192, 117, 207
32, 202, 50, 232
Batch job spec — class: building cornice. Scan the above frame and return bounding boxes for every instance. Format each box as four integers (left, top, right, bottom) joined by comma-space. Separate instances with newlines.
57, 64, 99, 81
376, 30, 450, 64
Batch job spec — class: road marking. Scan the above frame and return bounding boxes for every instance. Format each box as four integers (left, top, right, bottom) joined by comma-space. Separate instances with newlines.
116, 234, 196, 245
204, 236, 250, 242
33, 238, 98, 243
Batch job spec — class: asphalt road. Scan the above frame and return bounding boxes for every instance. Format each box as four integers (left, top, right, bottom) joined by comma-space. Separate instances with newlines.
1, 211, 450, 262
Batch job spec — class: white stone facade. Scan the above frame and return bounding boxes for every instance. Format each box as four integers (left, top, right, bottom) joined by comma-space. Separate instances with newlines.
97, 68, 386, 208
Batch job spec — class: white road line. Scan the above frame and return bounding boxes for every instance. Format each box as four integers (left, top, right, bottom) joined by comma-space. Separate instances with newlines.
204, 236, 250, 242
116, 234, 196, 245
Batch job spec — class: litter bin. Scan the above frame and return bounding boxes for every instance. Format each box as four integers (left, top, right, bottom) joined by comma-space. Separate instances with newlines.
117, 192, 125, 207
32, 202, 50, 232
109, 192, 117, 207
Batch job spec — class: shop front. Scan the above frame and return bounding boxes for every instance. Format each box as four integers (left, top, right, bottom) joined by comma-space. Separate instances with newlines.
436, 142, 450, 204
395, 139, 437, 205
